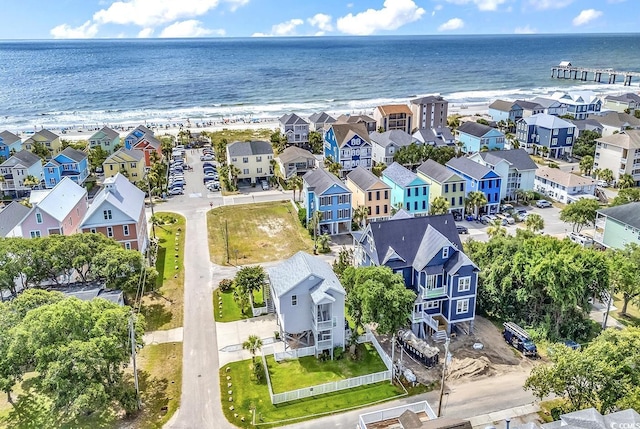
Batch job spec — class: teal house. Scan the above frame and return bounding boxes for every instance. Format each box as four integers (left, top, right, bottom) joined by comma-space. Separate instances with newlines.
381, 162, 430, 215
456, 122, 505, 153
595, 203, 640, 250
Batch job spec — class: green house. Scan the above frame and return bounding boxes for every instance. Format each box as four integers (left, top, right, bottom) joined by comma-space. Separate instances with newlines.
594, 202, 640, 250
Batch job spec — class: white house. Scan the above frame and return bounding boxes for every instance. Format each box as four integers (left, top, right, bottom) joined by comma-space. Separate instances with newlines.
534, 166, 596, 203
594, 130, 640, 186
369, 130, 418, 165
279, 113, 310, 146
468, 149, 538, 201
0, 150, 43, 194
267, 251, 346, 359
551, 90, 602, 120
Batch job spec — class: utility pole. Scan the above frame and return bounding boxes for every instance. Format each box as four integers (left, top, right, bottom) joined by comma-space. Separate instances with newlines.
225, 219, 230, 264
437, 337, 450, 417
129, 314, 141, 410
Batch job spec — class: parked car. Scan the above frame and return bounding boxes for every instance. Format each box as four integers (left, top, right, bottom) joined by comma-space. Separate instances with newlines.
261, 180, 269, 190
519, 212, 530, 222
200, 154, 214, 161
500, 204, 514, 213
564, 340, 581, 350
536, 200, 552, 208
480, 214, 497, 225
203, 176, 217, 184
456, 225, 469, 234
202, 162, 216, 168
597, 180, 608, 187
503, 322, 537, 358
206, 182, 220, 191
496, 213, 515, 225
169, 187, 184, 196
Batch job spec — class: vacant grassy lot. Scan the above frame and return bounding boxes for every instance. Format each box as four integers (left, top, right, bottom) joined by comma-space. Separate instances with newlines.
220, 359, 404, 428
610, 294, 640, 327
141, 212, 185, 331
266, 344, 387, 393
207, 201, 313, 265
208, 128, 275, 145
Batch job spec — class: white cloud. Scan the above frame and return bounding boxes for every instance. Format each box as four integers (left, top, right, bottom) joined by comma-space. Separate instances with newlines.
572, 9, 602, 26
435, 4, 443, 10
252, 18, 304, 37
50, 20, 99, 39
528, 0, 573, 10
138, 28, 154, 38
308, 13, 333, 32
336, 0, 425, 36
159, 19, 223, 37
438, 17, 464, 31
227, 0, 249, 12
514, 25, 536, 34
444, 0, 506, 12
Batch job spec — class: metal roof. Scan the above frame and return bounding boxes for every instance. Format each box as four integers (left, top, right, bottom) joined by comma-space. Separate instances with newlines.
226, 140, 273, 157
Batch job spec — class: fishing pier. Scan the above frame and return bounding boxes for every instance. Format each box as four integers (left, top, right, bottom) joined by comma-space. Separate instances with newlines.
551, 61, 640, 86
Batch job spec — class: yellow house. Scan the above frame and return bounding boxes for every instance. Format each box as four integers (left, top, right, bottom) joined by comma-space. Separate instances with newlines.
225, 140, 274, 185
103, 148, 145, 183
416, 159, 466, 216
23, 129, 62, 157
346, 166, 391, 222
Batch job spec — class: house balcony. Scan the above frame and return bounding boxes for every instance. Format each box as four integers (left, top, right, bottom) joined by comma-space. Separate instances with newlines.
316, 339, 333, 351
411, 310, 440, 332
314, 319, 333, 331
420, 286, 446, 299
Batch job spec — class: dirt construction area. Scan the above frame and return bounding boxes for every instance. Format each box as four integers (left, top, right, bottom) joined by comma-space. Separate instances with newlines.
377, 316, 538, 386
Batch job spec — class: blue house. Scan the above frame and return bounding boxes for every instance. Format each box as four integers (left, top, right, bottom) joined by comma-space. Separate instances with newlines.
353, 213, 479, 339
324, 123, 372, 178
516, 113, 577, 159
456, 122, 505, 153
0, 131, 22, 160
123, 125, 153, 150
446, 157, 502, 214
43, 147, 89, 189
302, 168, 352, 235
488, 100, 523, 123
381, 162, 430, 216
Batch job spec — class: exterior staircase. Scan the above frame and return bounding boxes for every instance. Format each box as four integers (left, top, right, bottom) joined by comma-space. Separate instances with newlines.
432, 330, 448, 343
264, 284, 274, 313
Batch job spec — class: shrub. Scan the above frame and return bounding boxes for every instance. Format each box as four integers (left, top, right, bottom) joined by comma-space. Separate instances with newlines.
273, 331, 280, 340
253, 361, 264, 382
333, 346, 344, 360
298, 207, 307, 228
219, 278, 234, 292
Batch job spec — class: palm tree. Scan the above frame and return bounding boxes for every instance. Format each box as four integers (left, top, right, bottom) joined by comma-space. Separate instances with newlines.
229, 164, 241, 189
429, 196, 450, 215
540, 146, 549, 159
524, 213, 544, 233
592, 168, 601, 180
486, 220, 507, 238
309, 210, 323, 253
531, 144, 538, 156
289, 175, 303, 202
23, 175, 41, 189
317, 233, 331, 253
242, 335, 263, 363
327, 160, 342, 178
160, 137, 174, 160
579, 155, 594, 176
618, 173, 635, 189
600, 168, 614, 186
352, 205, 369, 229
465, 191, 487, 220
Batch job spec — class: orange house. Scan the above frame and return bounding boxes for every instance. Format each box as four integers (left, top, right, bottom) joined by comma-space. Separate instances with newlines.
346, 166, 392, 223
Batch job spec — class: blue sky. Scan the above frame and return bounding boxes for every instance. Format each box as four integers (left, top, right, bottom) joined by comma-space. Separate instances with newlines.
2, 0, 637, 39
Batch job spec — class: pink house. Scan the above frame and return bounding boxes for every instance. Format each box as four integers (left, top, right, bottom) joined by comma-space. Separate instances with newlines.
20, 177, 88, 238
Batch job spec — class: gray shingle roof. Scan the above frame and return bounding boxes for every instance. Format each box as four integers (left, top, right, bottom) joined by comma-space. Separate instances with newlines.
605, 93, 640, 103
279, 113, 309, 126
347, 166, 388, 191
478, 149, 538, 171
277, 146, 314, 164
0, 202, 30, 237
457, 121, 494, 138
0, 130, 20, 144
531, 97, 564, 109
369, 130, 416, 148
308, 112, 336, 124
59, 147, 87, 162
227, 140, 273, 157
446, 157, 494, 181
488, 99, 515, 112
331, 123, 371, 146
413, 127, 455, 147
417, 159, 462, 183
335, 114, 376, 125
0, 150, 41, 168
34, 129, 59, 141
588, 112, 640, 128
303, 168, 348, 195
598, 202, 640, 230
411, 95, 447, 105
382, 162, 420, 187
91, 126, 119, 140
268, 251, 345, 298
515, 100, 543, 111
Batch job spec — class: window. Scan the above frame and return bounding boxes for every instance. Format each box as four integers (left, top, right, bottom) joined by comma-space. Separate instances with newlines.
406, 189, 411, 197
123, 225, 130, 236
551, 138, 558, 146
414, 201, 418, 210
456, 299, 469, 314
376, 190, 380, 200
107, 227, 114, 238
320, 196, 330, 206
291, 295, 298, 306
243, 157, 249, 163
256, 156, 262, 162
451, 197, 455, 206
452, 183, 456, 192
375, 205, 380, 215
103, 210, 112, 220
425, 301, 439, 310
422, 201, 426, 210
384, 205, 388, 214
367, 191, 372, 201
232, 157, 237, 162
566, 137, 572, 145
30, 230, 41, 238
442, 247, 449, 258
125, 242, 131, 250
553, 128, 559, 136
257, 168, 262, 174
90, 228, 97, 233
35, 212, 42, 224
384, 190, 389, 199
444, 184, 449, 193
460, 183, 464, 192
458, 276, 471, 292
423, 186, 427, 195
243, 169, 249, 174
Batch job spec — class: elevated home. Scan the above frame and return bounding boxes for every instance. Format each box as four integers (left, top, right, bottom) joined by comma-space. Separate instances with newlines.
410, 96, 449, 130
303, 168, 352, 235
456, 122, 505, 153
23, 129, 61, 158
353, 214, 479, 339
468, 149, 537, 200
534, 166, 596, 203
102, 148, 145, 183
603, 93, 640, 113
531, 97, 567, 116
570, 118, 604, 137
381, 162, 430, 216
81, 173, 148, 251
446, 157, 502, 215
0, 202, 30, 238
20, 177, 88, 238
267, 251, 346, 358
308, 112, 336, 134
276, 146, 316, 179
594, 130, 640, 185
279, 113, 310, 146
516, 113, 577, 159
123, 125, 153, 149
123, 125, 162, 167
43, 147, 89, 188
88, 126, 121, 154
373, 104, 413, 134
488, 100, 523, 123
346, 166, 391, 223
413, 127, 456, 148
226, 140, 274, 185
416, 159, 465, 216
0, 150, 43, 195
516, 100, 545, 118
595, 202, 640, 250
335, 114, 377, 133
551, 90, 601, 120
324, 123, 372, 177
370, 130, 418, 166
0, 130, 22, 160
588, 112, 640, 137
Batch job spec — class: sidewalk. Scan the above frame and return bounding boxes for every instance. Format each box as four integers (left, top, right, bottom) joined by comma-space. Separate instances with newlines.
143, 327, 183, 345
468, 404, 541, 429
216, 314, 283, 366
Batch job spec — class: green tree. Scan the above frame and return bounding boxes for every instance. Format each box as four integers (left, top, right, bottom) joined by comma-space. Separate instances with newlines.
89, 146, 109, 173
234, 266, 266, 306
560, 198, 600, 232
352, 205, 369, 229
270, 131, 287, 155
317, 233, 331, 253
524, 213, 544, 233
308, 131, 323, 154
309, 210, 323, 253
540, 145, 549, 159
579, 155, 594, 176
610, 187, 640, 206
228, 164, 241, 189
486, 220, 507, 238
288, 175, 303, 202
326, 157, 342, 178
160, 136, 174, 160
22, 175, 41, 189
429, 196, 450, 215
572, 130, 601, 158
476, 118, 490, 126
599, 168, 614, 186
371, 162, 387, 177
332, 247, 354, 278
31, 142, 50, 160
465, 191, 487, 219
618, 173, 635, 189
608, 244, 640, 315
242, 334, 263, 363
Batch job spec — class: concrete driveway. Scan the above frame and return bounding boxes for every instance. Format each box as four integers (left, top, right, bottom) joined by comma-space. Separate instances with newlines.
216, 314, 283, 367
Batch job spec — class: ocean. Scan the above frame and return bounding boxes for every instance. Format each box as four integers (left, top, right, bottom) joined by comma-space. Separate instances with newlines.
1, 34, 639, 132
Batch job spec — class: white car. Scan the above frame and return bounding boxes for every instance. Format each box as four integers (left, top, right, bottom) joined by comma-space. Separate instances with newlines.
536, 200, 552, 208
169, 187, 183, 196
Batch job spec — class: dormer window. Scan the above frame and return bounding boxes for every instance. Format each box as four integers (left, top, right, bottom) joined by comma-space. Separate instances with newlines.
442, 247, 449, 259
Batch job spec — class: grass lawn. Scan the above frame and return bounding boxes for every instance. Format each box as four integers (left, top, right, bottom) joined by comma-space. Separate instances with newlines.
214, 289, 252, 322
266, 343, 387, 393
220, 359, 405, 428
610, 294, 640, 327
140, 212, 186, 331
538, 398, 568, 423
207, 128, 275, 145
207, 201, 313, 265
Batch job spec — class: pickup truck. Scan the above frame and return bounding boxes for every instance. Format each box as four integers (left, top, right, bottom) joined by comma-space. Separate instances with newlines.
503, 322, 537, 357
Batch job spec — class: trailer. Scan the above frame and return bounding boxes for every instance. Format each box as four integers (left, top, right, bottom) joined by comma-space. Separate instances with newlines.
397, 330, 439, 367
503, 322, 537, 357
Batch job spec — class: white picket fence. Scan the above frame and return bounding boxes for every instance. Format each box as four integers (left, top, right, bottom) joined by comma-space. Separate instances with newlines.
251, 305, 269, 317
357, 401, 437, 429
357, 328, 392, 370
273, 345, 316, 361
